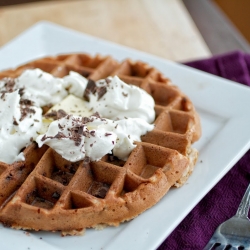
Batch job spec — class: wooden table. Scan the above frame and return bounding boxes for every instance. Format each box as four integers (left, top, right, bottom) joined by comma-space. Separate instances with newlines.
0, 0, 211, 62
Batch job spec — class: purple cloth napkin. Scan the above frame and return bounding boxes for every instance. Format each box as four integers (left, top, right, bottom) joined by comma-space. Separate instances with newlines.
158, 51, 250, 250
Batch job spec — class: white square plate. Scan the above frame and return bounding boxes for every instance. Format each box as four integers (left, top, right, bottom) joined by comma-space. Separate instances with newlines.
1, 21, 250, 250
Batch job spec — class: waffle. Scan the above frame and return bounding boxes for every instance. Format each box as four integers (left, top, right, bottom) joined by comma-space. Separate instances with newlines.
0, 53, 201, 235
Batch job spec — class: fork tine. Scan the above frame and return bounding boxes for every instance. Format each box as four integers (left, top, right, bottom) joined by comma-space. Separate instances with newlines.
216, 245, 228, 250
203, 241, 214, 250
236, 183, 250, 218
204, 183, 250, 250
230, 247, 239, 250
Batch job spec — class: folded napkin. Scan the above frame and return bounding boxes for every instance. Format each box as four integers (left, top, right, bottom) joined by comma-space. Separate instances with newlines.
158, 51, 250, 250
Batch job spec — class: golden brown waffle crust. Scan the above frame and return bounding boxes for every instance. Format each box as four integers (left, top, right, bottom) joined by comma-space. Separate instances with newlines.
0, 53, 201, 234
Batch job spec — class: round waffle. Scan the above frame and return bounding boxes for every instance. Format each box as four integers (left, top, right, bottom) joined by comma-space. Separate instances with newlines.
0, 53, 201, 235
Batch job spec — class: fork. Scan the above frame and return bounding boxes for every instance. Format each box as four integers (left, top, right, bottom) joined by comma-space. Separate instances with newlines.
204, 183, 250, 250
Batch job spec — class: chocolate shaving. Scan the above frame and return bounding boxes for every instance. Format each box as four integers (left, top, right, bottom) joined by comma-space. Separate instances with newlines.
0, 91, 6, 99
13, 117, 19, 126
82, 116, 91, 124
96, 86, 107, 100
0, 78, 18, 98
18, 88, 25, 96
82, 130, 89, 137
83, 79, 96, 101
77, 125, 84, 135
96, 186, 109, 199
83, 79, 107, 101
69, 125, 86, 146
44, 110, 58, 120
20, 99, 34, 106
20, 107, 36, 121
58, 123, 64, 129
57, 109, 67, 119
92, 112, 101, 119
4, 78, 16, 92
90, 182, 110, 199
90, 130, 95, 137
105, 78, 111, 84
45, 109, 67, 120
41, 135, 47, 142
122, 92, 128, 97
55, 132, 66, 139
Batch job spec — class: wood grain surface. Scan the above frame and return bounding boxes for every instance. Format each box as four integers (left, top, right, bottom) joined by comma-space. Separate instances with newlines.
0, 0, 211, 61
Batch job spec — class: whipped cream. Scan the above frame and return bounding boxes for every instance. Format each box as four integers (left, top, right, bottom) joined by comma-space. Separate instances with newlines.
0, 90, 42, 163
0, 69, 87, 107
63, 72, 155, 123
86, 76, 155, 123
0, 69, 155, 164
36, 114, 154, 162
15, 69, 68, 107
63, 71, 88, 98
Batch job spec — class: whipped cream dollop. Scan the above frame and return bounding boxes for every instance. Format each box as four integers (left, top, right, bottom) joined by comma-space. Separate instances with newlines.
64, 72, 155, 123
36, 114, 154, 162
0, 69, 155, 164
63, 71, 88, 98
0, 90, 42, 163
85, 76, 155, 123
8, 69, 68, 107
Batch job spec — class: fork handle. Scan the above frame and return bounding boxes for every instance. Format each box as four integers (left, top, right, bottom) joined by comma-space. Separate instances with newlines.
236, 183, 250, 218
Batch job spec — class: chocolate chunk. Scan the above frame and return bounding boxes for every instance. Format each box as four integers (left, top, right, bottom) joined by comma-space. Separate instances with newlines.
96, 186, 109, 199
20, 107, 36, 121
82, 116, 91, 124
4, 78, 16, 92
70, 125, 85, 146
55, 132, 66, 139
96, 86, 107, 100
83, 79, 107, 101
77, 125, 84, 135
0, 91, 6, 99
44, 110, 58, 120
122, 92, 128, 97
89, 182, 110, 199
41, 135, 47, 142
18, 88, 25, 96
83, 79, 96, 101
92, 112, 101, 118
90, 130, 95, 137
45, 109, 67, 120
20, 99, 34, 106
105, 78, 112, 84
13, 117, 19, 126
57, 109, 67, 119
